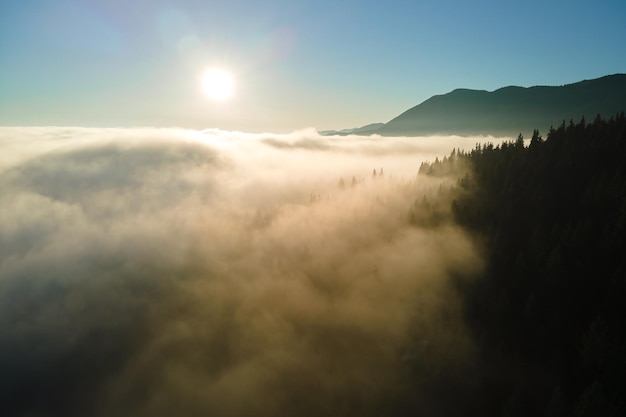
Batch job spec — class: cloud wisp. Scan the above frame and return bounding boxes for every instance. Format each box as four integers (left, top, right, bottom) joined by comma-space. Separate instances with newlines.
0, 127, 505, 416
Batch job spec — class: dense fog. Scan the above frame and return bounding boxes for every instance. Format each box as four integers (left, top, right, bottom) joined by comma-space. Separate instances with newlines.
0, 127, 508, 416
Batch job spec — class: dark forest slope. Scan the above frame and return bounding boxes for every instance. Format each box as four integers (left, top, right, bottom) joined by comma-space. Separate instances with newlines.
378, 74, 626, 137
418, 113, 626, 416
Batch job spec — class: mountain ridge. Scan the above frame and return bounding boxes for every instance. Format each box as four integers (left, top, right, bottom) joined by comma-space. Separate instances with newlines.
326, 74, 626, 137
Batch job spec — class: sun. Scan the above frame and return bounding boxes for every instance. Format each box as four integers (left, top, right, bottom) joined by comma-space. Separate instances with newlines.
202, 69, 234, 101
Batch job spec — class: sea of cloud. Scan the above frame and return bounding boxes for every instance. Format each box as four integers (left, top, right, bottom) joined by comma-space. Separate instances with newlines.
0, 127, 510, 416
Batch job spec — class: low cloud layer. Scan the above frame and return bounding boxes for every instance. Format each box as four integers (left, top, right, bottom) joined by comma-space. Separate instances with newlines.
0, 127, 507, 416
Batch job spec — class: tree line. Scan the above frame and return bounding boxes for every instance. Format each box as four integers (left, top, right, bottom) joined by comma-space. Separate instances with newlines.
418, 112, 626, 416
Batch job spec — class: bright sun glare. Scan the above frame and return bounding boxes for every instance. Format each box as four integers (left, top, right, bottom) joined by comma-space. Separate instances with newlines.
202, 69, 234, 101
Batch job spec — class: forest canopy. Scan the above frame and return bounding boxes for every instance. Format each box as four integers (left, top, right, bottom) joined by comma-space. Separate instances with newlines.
418, 112, 626, 416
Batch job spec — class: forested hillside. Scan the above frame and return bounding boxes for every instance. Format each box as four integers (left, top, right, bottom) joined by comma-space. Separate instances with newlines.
419, 113, 626, 416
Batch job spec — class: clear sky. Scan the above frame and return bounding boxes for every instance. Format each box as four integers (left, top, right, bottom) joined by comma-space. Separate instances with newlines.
1, 0, 625, 132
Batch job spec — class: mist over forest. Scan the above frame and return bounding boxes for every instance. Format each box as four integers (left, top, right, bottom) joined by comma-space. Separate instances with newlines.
2, 0, 626, 413
0, 127, 503, 416
1, 115, 625, 416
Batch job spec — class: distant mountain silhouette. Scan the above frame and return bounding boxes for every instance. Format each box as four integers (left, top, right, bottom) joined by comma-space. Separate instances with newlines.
319, 122, 384, 136
372, 74, 626, 137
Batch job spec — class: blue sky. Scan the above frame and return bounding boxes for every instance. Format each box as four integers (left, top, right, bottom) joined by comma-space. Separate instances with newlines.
1, 0, 625, 131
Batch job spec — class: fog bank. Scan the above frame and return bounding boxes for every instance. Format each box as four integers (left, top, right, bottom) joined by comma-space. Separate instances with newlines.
0, 127, 507, 416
